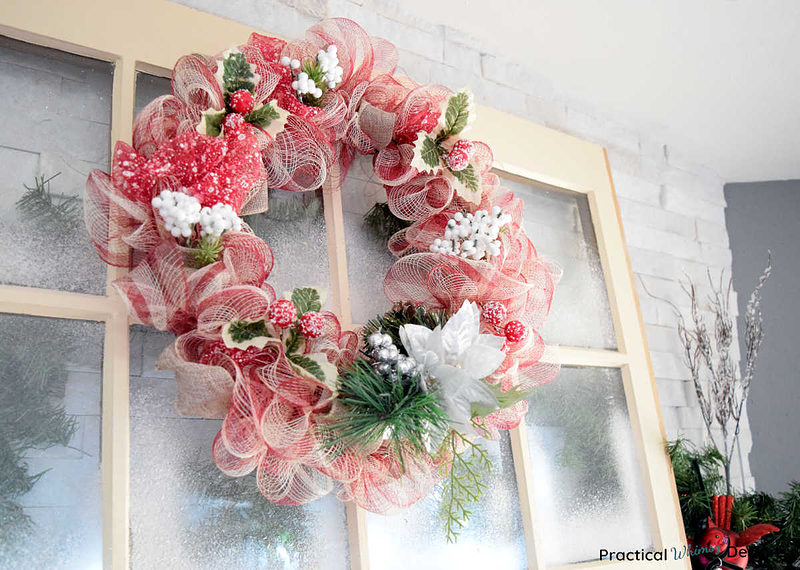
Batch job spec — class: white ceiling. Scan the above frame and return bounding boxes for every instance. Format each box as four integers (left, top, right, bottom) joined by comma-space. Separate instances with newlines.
400, 0, 800, 182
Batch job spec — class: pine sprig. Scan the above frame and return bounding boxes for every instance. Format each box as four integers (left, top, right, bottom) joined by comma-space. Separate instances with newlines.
440, 430, 492, 543
325, 358, 449, 467
15, 173, 81, 231
362, 303, 449, 349
192, 235, 224, 267
363, 202, 412, 242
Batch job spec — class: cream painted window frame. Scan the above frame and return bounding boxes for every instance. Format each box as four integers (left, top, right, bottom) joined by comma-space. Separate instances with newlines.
0, 1, 688, 568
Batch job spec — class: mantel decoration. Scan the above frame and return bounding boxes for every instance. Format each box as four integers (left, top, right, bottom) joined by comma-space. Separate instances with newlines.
84, 18, 560, 540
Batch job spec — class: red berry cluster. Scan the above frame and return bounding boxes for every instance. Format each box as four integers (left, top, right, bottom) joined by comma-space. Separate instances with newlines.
445, 139, 475, 172
481, 301, 528, 344
268, 300, 324, 339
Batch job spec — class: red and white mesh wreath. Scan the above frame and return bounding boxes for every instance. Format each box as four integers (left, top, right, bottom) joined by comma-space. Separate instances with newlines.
85, 18, 561, 540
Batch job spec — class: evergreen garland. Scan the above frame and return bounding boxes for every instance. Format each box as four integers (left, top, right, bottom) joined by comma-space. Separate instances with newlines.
668, 438, 800, 569
525, 375, 622, 503
363, 202, 411, 242
181, 458, 314, 565
0, 318, 77, 549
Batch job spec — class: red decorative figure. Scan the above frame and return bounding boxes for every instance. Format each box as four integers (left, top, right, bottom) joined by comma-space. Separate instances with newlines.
691, 495, 778, 569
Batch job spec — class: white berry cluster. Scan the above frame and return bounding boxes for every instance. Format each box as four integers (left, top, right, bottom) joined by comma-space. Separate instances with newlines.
281, 45, 343, 100
152, 190, 243, 239
316, 45, 343, 89
199, 203, 242, 237
152, 190, 202, 238
429, 206, 512, 260
279, 56, 301, 70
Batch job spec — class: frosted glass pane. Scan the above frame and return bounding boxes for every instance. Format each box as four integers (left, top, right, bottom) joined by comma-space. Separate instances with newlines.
524, 367, 652, 566
135, 72, 171, 116
366, 433, 527, 569
129, 326, 349, 569
342, 156, 396, 324
0, 36, 110, 294
244, 189, 331, 307
0, 314, 103, 569
500, 173, 616, 349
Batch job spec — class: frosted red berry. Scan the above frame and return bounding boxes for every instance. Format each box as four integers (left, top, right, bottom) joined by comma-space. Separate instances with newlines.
451, 139, 475, 158
446, 148, 470, 172
481, 301, 508, 326
298, 311, 325, 338
268, 299, 297, 328
504, 320, 528, 343
223, 112, 246, 134
229, 89, 254, 115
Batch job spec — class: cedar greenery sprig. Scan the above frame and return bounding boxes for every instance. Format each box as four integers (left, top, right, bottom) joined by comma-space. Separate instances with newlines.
325, 358, 449, 467
363, 202, 412, 242
440, 430, 492, 543
362, 302, 448, 349
15, 173, 81, 231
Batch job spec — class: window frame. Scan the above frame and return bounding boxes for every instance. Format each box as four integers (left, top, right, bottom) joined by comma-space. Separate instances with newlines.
0, 1, 688, 568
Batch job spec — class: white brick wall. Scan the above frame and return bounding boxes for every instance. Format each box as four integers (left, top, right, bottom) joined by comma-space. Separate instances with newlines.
170, 0, 752, 489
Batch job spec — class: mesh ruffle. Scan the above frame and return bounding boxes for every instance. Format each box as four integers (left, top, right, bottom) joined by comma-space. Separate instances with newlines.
84, 17, 562, 515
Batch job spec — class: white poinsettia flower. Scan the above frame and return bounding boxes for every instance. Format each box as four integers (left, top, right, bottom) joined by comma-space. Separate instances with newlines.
399, 300, 506, 433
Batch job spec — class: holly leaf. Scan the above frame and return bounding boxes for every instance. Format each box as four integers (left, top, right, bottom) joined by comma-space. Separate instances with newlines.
284, 328, 302, 355
441, 90, 473, 138
245, 101, 279, 127
245, 100, 289, 139
287, 353, 338, 390
197, 109, 226, 137
218, 50, 257, 95
449, 163, 481, 197
288, 353, 325, 382
411, 132, 443, 174
291, 287, 322, 316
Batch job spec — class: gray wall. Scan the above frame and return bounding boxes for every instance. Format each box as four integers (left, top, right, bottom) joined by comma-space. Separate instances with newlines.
725, 180, 800, 495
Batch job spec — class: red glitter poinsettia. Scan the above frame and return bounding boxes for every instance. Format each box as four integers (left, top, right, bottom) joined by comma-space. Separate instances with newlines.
112, 127, 261, 212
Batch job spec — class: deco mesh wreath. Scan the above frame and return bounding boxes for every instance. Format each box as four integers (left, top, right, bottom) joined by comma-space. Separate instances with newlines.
85, 18, 561, 541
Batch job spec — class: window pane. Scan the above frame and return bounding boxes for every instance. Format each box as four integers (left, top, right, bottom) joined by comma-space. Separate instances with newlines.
0, 313, 103, 568
243, 188, 332, 308
342, 157, 396, 324
0, 36, 110, 294
524, 366, 652, 566
129, 326, 349, 569
134, 71, 170, 117
499, 173, 616, 349
366, 432, 527, 569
